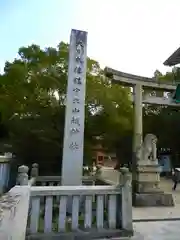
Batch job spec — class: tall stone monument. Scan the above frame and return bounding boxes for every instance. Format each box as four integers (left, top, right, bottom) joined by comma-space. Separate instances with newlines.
61, 29, 87, 186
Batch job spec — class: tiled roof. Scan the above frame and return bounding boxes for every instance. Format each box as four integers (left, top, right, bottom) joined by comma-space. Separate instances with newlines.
164, 47, 180, 66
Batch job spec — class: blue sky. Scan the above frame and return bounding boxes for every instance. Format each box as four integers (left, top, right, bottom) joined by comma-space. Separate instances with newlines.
1, 0, 180, 76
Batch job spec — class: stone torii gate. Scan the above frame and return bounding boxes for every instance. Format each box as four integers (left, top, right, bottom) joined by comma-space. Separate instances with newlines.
104, 66, 178, 206
104, 68, 177, 154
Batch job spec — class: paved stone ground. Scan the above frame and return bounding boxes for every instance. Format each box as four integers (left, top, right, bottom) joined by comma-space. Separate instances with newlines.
131, 177, 180, 239
133, 177, 180, 221
108, 221, 180, 239
101, 173, 180, 239
132, 221, 180, 239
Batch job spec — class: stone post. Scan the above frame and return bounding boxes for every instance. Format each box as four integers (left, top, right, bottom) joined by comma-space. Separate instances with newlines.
119, 167, 131, 186
16, 165, 29, 185
119, 168, 133, 233
31, 163, 39, 178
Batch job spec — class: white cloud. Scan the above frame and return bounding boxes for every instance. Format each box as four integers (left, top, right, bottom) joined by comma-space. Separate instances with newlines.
72, 0, 180, 77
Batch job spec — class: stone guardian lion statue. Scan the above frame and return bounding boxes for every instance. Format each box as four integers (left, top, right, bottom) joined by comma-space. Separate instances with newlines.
136, 134, 158, 164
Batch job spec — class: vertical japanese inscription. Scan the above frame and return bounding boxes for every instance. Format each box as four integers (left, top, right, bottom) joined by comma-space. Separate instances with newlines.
69, 36, 85, 146
62, 29, 87, 186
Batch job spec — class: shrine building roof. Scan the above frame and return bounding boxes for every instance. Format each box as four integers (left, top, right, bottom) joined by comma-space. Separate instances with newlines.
164, 47, 180, 66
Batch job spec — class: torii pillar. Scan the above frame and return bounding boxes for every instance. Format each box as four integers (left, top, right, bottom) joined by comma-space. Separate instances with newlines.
132, 84, 143, 201
132, 84, 174, 207
133, 84, 143, 154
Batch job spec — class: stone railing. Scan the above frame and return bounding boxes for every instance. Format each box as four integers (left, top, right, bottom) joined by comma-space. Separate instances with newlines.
0, 164, 133, 239
35, 175, 95, 187
26, 167, 133, 239
0, 164, 35, 240
31, 164, 96, 187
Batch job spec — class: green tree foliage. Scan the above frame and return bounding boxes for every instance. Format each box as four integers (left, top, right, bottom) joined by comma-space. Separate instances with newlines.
144, 69, 180, 165
0, 42, 132, 173
154, 67, 180, 83
143, 104, 180, 164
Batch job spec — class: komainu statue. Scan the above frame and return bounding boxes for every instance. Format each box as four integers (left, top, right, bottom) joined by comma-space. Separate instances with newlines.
136, 134, 158, 164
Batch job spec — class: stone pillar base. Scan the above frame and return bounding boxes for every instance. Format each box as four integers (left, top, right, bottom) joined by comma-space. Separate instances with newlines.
134, 192, 174, 206
136, 164, 161, 192
134, 164, 174, 207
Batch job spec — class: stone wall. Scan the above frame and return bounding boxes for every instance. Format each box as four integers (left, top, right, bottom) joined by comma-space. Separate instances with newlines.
0, 185, 31, 239
0, 164, 37, 240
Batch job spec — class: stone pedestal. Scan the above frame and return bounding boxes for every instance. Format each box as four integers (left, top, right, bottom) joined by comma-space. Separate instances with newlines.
134, 164, 174, 207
